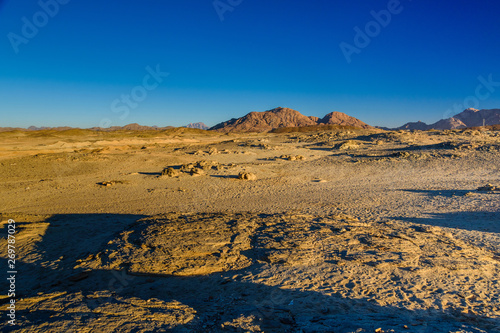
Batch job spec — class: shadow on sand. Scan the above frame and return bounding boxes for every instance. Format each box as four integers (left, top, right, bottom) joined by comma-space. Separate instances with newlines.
2, 213, 499, 333
393, 210, 500, 234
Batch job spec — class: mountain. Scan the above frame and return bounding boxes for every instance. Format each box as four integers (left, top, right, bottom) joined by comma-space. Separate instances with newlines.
396, 121, 430, 131
210, 107, 371, 132
396, 108, 500, 130
429, 118, 467, 130
319, 111, 372, 129
185, 122, 209, 130
88, 123, 174, 131
210, 107, 317, 132
453, 108, 500, 127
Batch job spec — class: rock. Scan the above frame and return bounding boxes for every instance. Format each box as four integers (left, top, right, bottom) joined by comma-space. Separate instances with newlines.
238, 172, 257, 181
195, 160, 219, 170
190, 168, 204, 177
281, 154, 305, 161
391, 151, 411, 158
477, 184, 500, 192
338, 140, 360, 150
180, 163, 195, 173
161, 167, 178, 177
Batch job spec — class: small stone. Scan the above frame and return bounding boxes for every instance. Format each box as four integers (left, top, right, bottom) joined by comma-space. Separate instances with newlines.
238, 172, 257, 181
161, 167, 178, 177
190, 168, 204, 176
477, 184, 499, 192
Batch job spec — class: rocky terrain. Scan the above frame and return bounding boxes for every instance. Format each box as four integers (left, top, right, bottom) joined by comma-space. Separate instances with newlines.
1, 126, 500, 332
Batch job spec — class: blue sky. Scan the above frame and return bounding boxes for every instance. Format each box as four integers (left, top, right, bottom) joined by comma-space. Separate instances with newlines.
1, 0, 499, 128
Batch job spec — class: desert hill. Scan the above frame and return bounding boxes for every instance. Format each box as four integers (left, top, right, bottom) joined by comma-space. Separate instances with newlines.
319, 111, 372, 129
397, 108, 500, 130
210, 107, 371, 132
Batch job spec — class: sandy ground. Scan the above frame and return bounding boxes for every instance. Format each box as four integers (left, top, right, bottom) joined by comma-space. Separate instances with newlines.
1, 127, 500, 332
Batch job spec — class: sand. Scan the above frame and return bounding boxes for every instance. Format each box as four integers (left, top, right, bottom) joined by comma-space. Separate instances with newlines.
1, 127, 499, 332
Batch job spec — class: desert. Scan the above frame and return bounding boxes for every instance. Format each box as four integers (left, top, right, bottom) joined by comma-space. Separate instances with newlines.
1, 121, 500, 332
2, 2, 500, 332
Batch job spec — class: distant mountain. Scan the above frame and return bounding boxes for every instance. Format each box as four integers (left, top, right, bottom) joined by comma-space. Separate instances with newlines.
453, 108, 500, 128
396, 108, 500, 130
0, 124, 174, 133
88, 123, 174, 131
185, 122, 209, 130
396, 121, 429, 131
210, 107, 371, 132
28, 126, 52, 131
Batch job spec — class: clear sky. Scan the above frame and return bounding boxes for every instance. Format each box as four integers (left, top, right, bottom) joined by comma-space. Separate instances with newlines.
1, 0, 499, 128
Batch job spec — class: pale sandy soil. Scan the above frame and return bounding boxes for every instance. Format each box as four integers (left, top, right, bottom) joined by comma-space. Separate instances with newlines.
1, 127, 500, 332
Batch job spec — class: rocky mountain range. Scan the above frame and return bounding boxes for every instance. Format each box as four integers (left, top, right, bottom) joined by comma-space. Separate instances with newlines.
397, 108, 500, 130
3, 108, 499, 134
210, 107, 372, 132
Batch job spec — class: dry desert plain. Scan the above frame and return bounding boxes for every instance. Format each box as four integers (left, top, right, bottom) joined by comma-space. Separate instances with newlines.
1, 127, 500, 332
